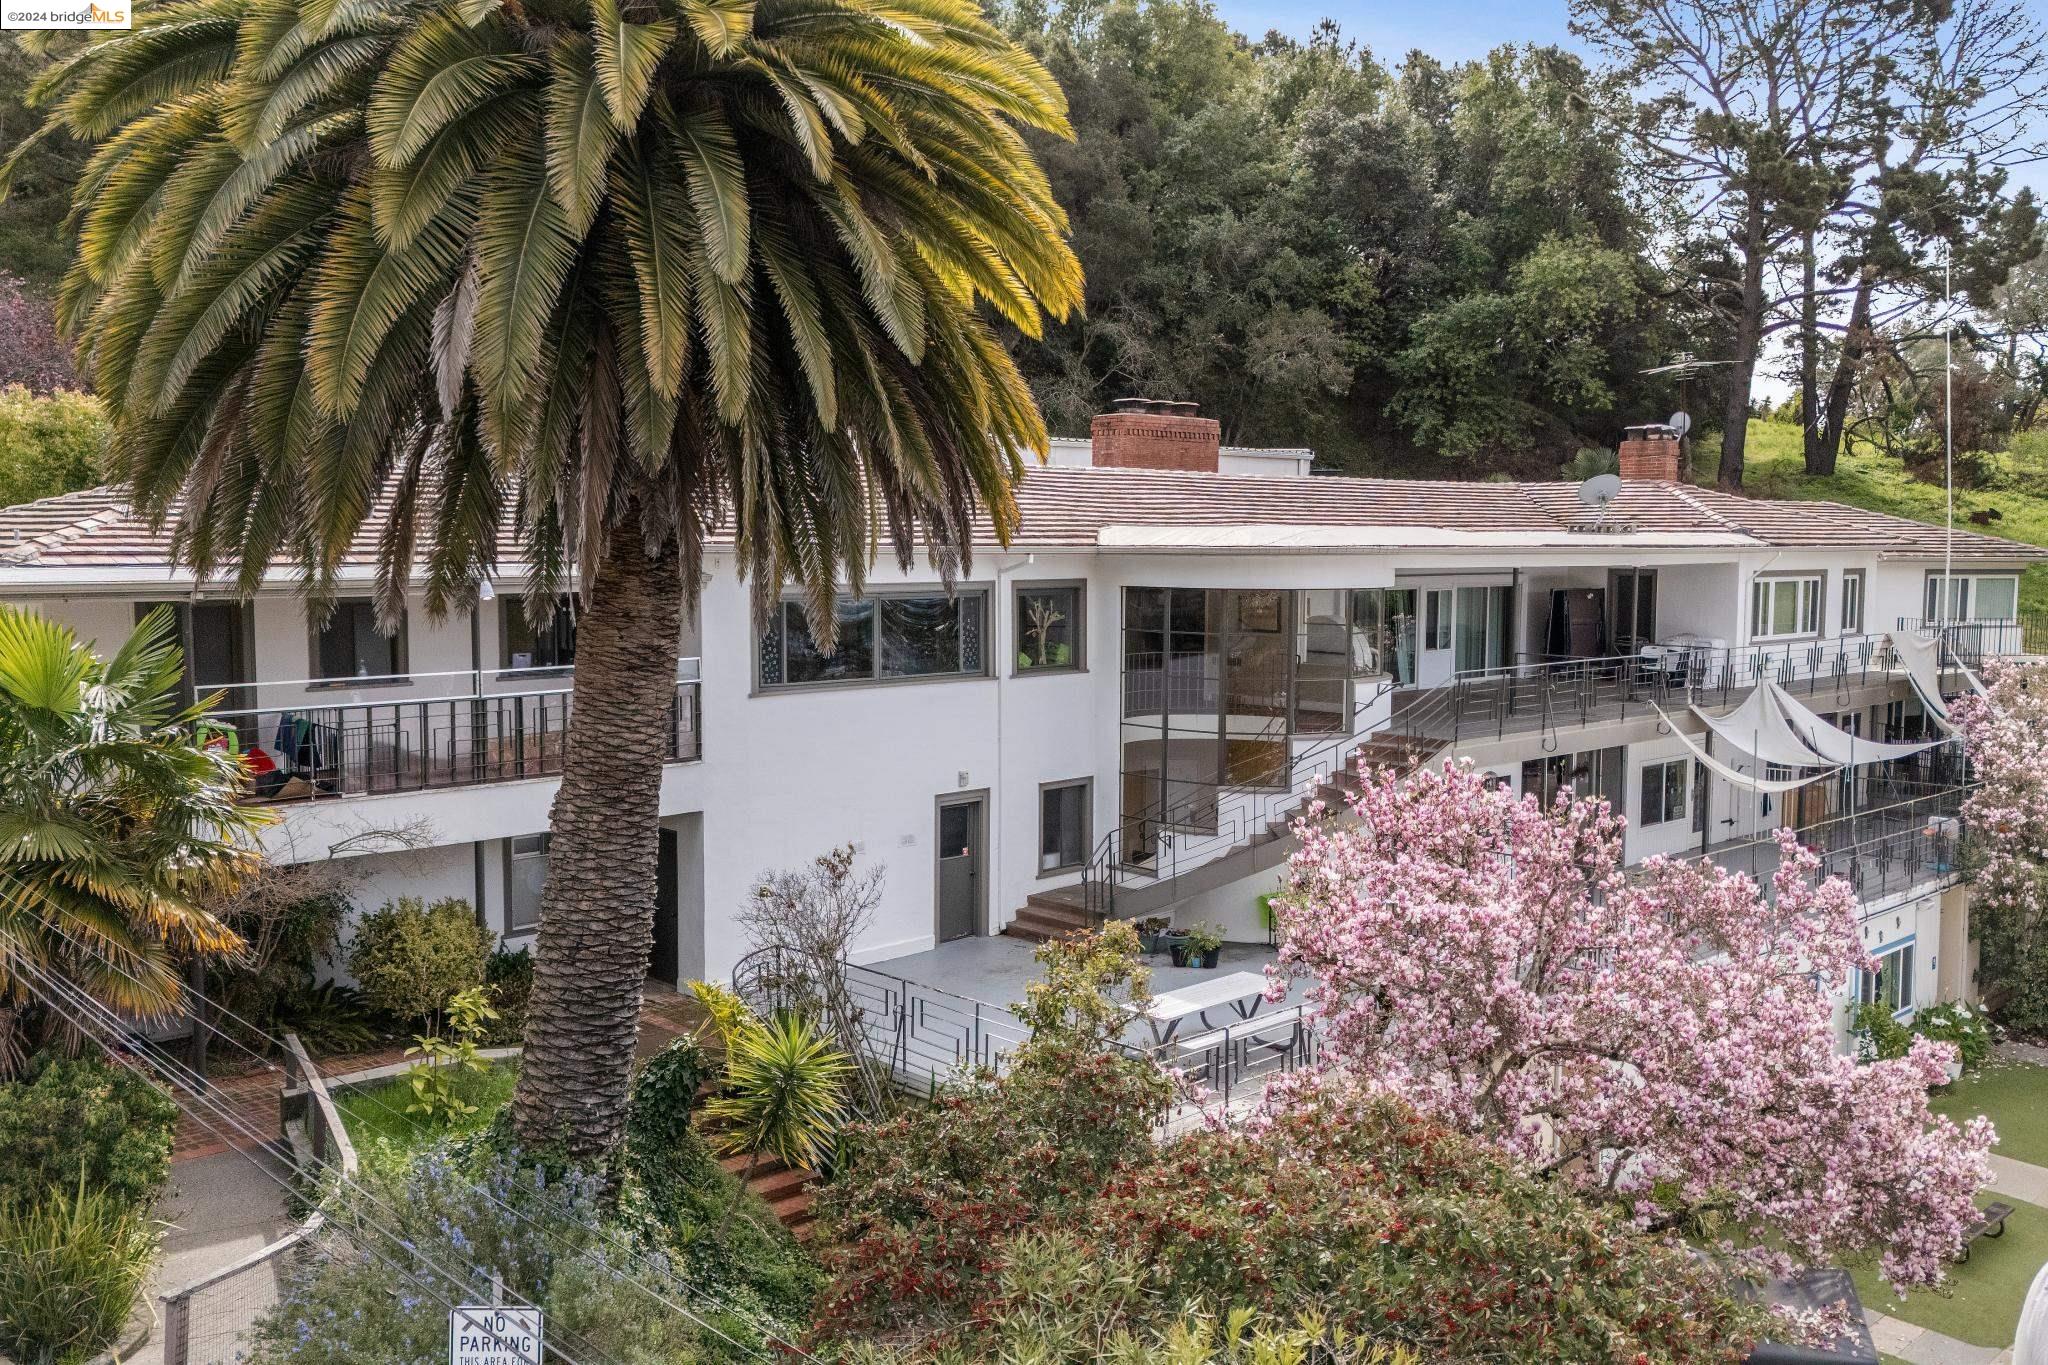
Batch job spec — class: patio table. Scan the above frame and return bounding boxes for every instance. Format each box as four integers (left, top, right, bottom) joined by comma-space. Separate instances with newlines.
1138, 971, 1270, 1045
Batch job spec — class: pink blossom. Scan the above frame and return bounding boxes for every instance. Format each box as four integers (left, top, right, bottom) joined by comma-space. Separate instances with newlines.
1266, 760, 1994, 1289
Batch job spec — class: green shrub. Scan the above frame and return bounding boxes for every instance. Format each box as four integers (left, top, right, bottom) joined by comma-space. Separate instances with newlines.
345, 897, 492, 1024
0, 385, 103, 508
628, 1035, 712, 1150
481, 944, 533, 1046
278, 981, 379, 1057
250, 1144, 788, 1365
619, 1036, 821, 1327
1912, 1001, 1992, 1071
1852, 1001, 1915, 1063
0, 1175, 161, 1365
0, 1052, 177, 1209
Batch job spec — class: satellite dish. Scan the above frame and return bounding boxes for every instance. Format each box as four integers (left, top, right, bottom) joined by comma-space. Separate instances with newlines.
1578, 474, 1622, 508
1668, 411, 1692, 437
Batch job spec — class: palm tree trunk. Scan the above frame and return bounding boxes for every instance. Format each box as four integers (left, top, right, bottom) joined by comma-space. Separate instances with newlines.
510, 508, 683, 1160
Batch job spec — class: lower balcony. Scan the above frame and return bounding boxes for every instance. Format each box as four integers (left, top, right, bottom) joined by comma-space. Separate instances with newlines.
199, 661, 702, 803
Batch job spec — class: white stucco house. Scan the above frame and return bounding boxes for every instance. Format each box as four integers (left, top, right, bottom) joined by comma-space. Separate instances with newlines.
1, 402, 2038, 1025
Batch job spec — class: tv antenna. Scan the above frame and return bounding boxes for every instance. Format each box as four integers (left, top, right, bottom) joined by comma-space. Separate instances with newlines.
1642, 353, 1730, 467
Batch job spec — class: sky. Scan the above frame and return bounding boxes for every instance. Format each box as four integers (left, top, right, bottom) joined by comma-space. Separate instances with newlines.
1207, 0, 1578, 64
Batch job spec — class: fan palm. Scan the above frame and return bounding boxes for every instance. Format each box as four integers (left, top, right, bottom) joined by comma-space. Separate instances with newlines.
6, 0, 1080, 1154
0, 605, 263, 1073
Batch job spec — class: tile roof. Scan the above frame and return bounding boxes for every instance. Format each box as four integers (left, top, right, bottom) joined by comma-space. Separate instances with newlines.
0, 469, 2039, 576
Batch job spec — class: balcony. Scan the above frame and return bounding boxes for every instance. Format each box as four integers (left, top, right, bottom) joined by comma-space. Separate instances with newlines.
1393, 629, 1929, 748
1693, 782, 1969, 905
197, 661, 702, 804
1895, 614, 2048, 665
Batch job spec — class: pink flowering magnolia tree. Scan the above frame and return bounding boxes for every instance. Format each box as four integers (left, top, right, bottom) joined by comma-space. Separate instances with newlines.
1267, 761, 1993, 1288
1951, 660, 2048, 1033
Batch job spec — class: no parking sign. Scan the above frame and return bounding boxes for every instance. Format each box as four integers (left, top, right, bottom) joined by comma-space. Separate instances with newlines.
450, 1306, 543, 1365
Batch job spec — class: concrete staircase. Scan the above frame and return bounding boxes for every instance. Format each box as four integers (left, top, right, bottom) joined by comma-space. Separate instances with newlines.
1002, 884, 1093, 943
1001, 731, 1446, 940
721, 1152, 820, 1241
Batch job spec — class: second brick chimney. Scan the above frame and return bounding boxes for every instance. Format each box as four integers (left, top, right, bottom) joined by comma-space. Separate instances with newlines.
1090, 398, 1221, 473
1617, 424, 1682, 483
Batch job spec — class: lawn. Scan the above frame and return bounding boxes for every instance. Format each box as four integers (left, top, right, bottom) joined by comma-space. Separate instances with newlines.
1930, 1058, 2048, 1168
1731, 419, 2048, 617
333, 1059, 518, 1162
1851, 1195, 2048, 1349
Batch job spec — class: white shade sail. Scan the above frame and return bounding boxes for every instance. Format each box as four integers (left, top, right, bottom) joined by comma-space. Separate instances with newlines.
1655, 705, 1840, 795
1888, 631, 1958, 730
1765, 681, 1948, 765
1690, 686, 1834, 768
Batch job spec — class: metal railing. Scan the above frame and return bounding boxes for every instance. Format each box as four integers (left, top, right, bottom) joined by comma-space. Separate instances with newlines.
1083, 683, 1404, 919
1684, 783, 1972, 906
728, 946, 1318, 1131
1895, 614, 2048, 664
160, 1033, 355, 1365
1391, 630, 1917, 749
199, 668, 702, 803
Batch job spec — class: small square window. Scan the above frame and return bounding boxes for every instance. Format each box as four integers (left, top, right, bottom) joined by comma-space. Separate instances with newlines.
504, 596, 577, 670
312, 599, 406, 680
1016, 584, 1083, 672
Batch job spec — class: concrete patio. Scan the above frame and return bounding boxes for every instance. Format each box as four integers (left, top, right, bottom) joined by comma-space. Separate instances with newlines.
870, 933, 1292, 1017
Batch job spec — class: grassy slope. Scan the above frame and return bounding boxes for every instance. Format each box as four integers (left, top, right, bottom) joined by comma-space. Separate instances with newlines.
1731, 419, 2048, 617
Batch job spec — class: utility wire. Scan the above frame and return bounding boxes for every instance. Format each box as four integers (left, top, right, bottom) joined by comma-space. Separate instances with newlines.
36, 922, 793, 1362
9, 956, 624, 1365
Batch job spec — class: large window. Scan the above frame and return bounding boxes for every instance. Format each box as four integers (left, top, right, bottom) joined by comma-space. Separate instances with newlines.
1349, 588, 1418, 686
1015, 583, 1082, 673
311, 598, 406, 681
1454, 585, 1512, 674
1039, 779, 1090, 874
1750, 575, 1822, 641
1640, 758, 1690, 827
504, 833, 550, 935
1857, 943, 1915, 1014
1925, 573, 2019, 622
1521, 745, 1625, 813
758, 591, 986, 688
503, 595, 576, 670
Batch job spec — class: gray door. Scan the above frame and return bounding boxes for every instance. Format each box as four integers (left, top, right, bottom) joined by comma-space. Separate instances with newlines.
936, 797, 983, 943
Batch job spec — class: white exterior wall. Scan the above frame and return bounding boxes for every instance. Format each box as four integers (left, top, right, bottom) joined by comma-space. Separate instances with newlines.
6, 528, 2024, 990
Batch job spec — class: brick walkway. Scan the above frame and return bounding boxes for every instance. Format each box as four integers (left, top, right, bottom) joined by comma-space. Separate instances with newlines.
172, 982, 708, 1162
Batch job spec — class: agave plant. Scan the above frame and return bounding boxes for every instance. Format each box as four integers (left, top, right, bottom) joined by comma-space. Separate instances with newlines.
0, 605, 264, 1073
6, 0, 1081, 1154
703, 1009, 850, 1231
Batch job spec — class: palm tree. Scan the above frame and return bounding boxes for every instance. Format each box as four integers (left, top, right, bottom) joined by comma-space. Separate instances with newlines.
7, 0, 1080, 1155
0, 605, 264, 1073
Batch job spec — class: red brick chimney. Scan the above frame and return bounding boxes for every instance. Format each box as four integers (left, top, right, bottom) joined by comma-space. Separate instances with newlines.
1617, 423, 1682, 483
1090, 398, 1220, 473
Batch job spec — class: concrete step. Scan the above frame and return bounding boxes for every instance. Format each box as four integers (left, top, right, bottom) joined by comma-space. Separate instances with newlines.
1003, 904, 1092, 943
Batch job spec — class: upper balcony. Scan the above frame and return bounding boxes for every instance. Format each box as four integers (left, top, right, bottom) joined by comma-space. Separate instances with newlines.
196, 661, 702, 804
1390, 627, 1963, 750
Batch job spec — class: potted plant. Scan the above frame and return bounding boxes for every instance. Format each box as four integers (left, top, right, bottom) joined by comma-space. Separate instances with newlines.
1173, 921, 1224, 969
1135, 916, 1173, 955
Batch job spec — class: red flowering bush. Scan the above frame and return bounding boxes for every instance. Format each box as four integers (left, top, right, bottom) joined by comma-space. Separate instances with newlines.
809, 1036, 1169, 1335
812, 929, 1770, 1362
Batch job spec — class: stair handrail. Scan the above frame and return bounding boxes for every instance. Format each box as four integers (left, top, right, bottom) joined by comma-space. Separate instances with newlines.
1082, 681, 1402, 919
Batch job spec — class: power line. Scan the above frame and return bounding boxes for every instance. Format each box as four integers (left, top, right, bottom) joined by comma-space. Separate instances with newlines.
9, 956, 625, 1365
34, 922, 794, 1362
